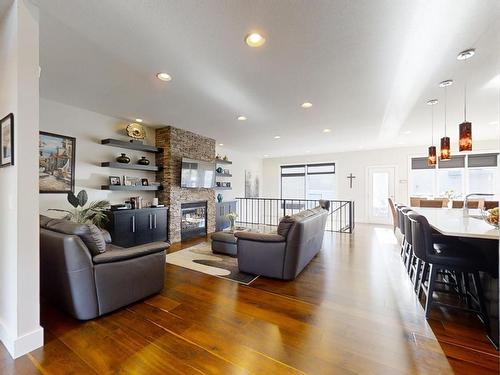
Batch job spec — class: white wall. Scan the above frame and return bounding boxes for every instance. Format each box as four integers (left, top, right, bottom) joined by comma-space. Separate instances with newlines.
0, 0, 43, 358
39, 98, 158, 215
215, 145, 262, 203
262, 140, 499, 223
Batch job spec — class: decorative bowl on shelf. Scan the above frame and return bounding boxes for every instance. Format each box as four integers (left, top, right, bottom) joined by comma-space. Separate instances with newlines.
481, 207, 499, 229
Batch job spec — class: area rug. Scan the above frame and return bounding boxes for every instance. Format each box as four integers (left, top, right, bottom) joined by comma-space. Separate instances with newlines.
166, 242, 259, 285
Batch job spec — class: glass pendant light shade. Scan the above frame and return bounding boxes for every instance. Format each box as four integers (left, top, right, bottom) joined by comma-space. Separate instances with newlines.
459, 121, 472, 151
440, 136, 451, 160
428, 146, 437, 166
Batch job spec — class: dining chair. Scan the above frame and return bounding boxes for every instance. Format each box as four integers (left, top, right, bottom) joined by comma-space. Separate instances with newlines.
388, 198, 398, 233
484, 201, 499, 210
397, 206, 412, 259
452, 200, 464, 208
402, 209, 416, 275
408, 212, 489, 330
419, 200, 444, 208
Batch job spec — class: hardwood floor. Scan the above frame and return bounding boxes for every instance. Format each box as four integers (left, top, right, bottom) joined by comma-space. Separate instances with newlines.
1, 224, 497, 374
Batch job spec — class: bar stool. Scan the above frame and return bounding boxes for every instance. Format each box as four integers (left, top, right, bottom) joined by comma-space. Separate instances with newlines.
408, 212, 489, 330
397, 206, 412, 262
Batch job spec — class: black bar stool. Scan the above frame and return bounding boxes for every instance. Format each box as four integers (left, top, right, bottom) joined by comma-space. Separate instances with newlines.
408, 212, 489, 331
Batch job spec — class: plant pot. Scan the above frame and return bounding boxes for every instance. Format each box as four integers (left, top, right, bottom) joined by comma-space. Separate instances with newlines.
137, 156, 150, 166
116, 153, 130, 164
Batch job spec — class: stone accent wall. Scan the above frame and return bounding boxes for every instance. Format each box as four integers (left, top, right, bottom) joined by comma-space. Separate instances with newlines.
156, 126, 216, 243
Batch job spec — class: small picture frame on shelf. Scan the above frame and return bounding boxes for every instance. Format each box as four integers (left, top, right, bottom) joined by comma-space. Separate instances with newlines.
141, 178, 149, 186
109, 176, 121, 186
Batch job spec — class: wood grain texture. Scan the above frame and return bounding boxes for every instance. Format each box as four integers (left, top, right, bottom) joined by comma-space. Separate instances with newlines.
1, 224, 497, 374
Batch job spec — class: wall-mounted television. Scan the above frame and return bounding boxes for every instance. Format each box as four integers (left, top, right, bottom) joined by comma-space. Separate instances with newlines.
180, 158, 215, 188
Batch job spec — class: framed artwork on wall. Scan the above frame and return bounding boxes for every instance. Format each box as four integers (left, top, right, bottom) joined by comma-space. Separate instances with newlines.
39, 131, 76, 193
0, 113, 14, 167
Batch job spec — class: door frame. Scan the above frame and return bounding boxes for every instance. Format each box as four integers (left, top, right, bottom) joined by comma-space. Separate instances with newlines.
365, 165, 397, 224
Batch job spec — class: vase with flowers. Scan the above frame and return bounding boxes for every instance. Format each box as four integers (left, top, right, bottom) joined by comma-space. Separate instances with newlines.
443, 189, 459, 209
225, 212, 238, 231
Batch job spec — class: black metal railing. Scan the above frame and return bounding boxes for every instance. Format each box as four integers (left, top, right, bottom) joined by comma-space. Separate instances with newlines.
235, 198, 355, 233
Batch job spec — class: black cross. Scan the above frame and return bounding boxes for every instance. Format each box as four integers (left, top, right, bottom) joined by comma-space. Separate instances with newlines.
347, 173, 356, 188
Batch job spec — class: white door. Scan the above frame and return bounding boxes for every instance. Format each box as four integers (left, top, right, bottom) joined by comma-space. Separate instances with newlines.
367, 166, 395, 224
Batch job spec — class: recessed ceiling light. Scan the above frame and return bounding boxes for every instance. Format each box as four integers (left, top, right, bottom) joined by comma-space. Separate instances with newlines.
156, 72, 172, 81
301, 102, 313, 109
219, 143, 224, 146
403, 130, 411, 135
323, 128, 331, 133
274, 135, 281, 139
306, 150, 311, 153
457, 48, 475, 60
489, 120, 499, 125
263, 154, 269, 158
426, 99, 438, 105
245, 33, 266, 47
135, 118, 143, 123
237, 116, 247, 121
439, 79, 453, 87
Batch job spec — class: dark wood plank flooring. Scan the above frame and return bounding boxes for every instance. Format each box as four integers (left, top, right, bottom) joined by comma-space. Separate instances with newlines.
1, 224, 497, 374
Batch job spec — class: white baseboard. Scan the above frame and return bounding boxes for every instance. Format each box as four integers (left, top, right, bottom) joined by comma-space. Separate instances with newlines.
0, 321, 43, 359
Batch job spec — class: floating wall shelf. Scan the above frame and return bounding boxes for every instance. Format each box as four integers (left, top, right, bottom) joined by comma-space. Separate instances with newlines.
215, 159, 232, 165
101, 138, 162, 153
214, 187, 232, 190
101, 185, 162, 191
216, 173, 232, 177
101, 162, 161, 172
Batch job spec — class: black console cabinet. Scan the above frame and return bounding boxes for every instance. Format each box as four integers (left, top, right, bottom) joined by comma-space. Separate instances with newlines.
104, 207, 168, 248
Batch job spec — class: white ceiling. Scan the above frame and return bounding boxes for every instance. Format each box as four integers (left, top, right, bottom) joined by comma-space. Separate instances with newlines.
37, 0, 500, 157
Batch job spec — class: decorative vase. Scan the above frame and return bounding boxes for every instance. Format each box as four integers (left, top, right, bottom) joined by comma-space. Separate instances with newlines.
138, 156, 150, 166
217, 193, 223, 203
216, 167, 223, 174
116, 153, 130, 164
229, 218, 235, 231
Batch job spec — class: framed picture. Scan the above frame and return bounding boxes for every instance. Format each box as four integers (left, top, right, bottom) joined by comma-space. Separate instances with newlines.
141, 178, 149, 186
0, 113, 14, 167
39, 132, 76, 193
109, 176, 121, 186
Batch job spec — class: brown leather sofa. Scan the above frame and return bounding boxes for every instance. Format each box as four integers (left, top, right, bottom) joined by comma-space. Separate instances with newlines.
234, 201, 330, 280
40, 215, 168, 320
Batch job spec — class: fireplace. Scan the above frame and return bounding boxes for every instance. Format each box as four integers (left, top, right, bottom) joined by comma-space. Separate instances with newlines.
181, 201, 207, 240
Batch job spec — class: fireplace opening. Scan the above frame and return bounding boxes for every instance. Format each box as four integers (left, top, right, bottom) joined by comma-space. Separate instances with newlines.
181, 201, 207, 241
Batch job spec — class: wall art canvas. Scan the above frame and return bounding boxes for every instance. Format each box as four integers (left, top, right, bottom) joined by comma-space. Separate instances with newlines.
245, 170, 260, 198
39, 132, 76, 193
0, 113, 14, 167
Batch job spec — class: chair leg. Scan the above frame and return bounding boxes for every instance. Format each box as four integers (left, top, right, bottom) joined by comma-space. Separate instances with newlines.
418, 262, 429, 299
425, 265, 438, 318
413, 259, 422, 293
471, 272, 490, 332
461, 272, 472, 308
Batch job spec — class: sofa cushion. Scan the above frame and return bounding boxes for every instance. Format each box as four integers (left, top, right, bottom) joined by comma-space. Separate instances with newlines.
45, 219, 106, 256
93, 242, 168, 264
277, 209, 317, 237
40, 215, 53, 228
234, 231, 285, 242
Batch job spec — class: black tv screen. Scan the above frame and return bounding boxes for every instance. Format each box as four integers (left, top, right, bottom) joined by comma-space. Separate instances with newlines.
181, 158, 215, 188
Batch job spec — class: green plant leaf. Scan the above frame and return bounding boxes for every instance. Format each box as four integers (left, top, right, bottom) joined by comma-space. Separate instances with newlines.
77, 190, 88, 207
67, 192, 79, 208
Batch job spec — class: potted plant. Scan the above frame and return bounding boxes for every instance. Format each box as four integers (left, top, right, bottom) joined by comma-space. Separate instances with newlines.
49, 190, 110, 228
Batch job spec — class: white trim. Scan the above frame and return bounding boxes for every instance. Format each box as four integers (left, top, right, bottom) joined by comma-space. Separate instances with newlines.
0, 322, 43, 359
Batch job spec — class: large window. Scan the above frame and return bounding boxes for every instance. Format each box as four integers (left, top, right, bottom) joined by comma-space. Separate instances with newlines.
409, 153, 499, 199
281, 163, 336, 200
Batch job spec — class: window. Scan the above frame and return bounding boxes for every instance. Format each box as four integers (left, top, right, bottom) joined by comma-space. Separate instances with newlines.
409, 153, 499, 199
281, 163, 335, 200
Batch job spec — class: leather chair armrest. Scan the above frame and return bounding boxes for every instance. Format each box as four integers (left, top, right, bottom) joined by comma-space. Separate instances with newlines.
93, 242, 169, 264
234, 231, 285, 242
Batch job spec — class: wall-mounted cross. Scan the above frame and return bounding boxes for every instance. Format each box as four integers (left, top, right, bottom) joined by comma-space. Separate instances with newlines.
347, 173, 356, 188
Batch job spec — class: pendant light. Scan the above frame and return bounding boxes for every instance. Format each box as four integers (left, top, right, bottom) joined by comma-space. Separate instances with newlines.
439, 80, 453, 161
426, 99, 438, 166
457, 48, 475, 151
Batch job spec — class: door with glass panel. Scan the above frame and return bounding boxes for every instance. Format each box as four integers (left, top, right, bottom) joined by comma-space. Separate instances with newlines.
367, 166, 395, 224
